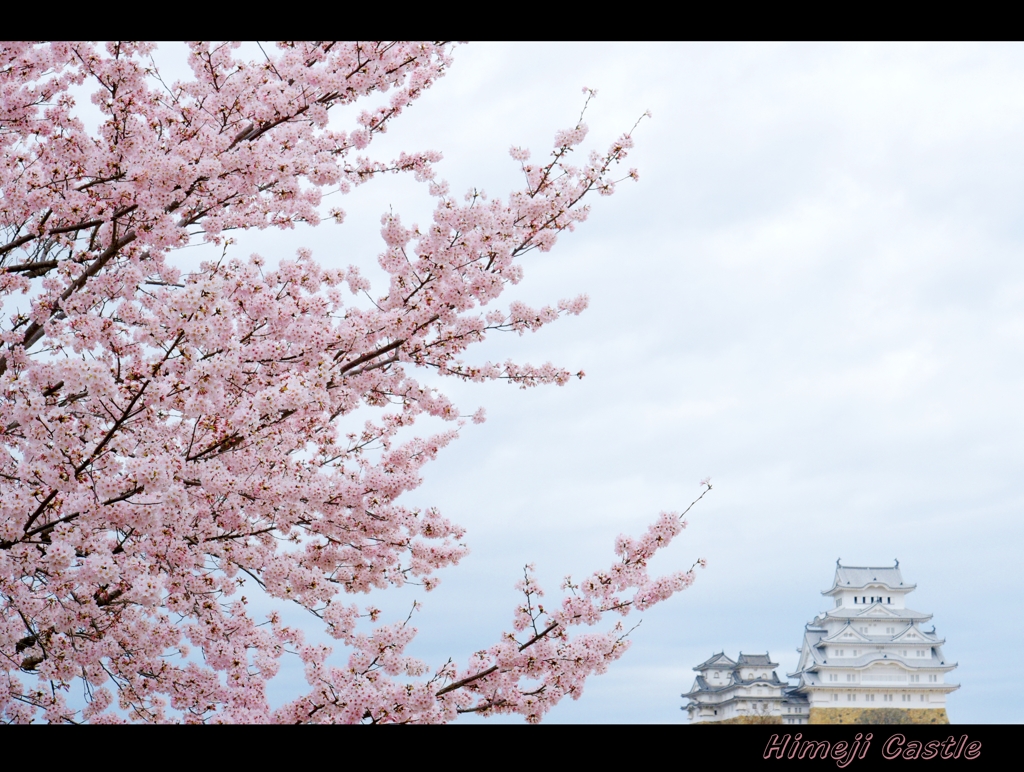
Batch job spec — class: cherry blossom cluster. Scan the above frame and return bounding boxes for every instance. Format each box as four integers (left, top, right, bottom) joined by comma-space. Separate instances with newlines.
0, 43, 705, 723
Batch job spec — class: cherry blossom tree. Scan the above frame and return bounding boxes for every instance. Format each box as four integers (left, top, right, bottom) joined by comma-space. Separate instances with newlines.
0, 41, 708, 723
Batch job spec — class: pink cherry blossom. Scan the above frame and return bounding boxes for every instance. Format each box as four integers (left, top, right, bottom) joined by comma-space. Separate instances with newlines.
0, 42, 706, 723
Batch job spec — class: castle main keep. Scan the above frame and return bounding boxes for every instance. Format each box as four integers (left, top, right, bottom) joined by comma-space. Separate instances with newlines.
683, 562, 958, 724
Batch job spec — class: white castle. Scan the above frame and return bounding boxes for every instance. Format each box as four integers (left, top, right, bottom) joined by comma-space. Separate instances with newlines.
683, 652, 810, 724
683, 561, 958, 724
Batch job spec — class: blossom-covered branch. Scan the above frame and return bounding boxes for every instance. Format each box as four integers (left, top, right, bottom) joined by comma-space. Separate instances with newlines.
0, 43, 704, 724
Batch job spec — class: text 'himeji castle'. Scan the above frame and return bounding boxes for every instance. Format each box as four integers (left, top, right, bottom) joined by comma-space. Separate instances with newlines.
683, 562, 958, 724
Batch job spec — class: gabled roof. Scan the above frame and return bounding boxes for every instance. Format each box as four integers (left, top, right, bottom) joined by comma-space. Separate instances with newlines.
860, 604, 903, 618
823, 563, 915, 595
737, 652, 778, 668
821, 623, 869, 644
894, 626, 940, 644
693, 652, 736, 671
682, 675, 713, 698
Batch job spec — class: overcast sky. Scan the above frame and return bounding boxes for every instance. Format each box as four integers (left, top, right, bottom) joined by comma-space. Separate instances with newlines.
147, 42, 1024, 723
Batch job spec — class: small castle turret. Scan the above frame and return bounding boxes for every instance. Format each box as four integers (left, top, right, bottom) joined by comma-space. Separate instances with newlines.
682, 651, 808, 723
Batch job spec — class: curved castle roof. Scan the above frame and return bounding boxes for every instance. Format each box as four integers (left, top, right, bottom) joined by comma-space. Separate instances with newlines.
822, 561, 916, 595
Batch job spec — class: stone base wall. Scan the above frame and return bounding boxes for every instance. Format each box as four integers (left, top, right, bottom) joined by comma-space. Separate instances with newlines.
809, 707, 949, 725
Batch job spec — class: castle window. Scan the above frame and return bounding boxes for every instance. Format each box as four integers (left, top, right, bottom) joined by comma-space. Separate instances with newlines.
833, 694, 839, 701
887, 597, 891, 603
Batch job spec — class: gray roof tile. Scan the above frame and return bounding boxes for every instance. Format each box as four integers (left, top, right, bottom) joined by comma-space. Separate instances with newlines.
737, 652, 778, 667
826, 565, 915, 593
693, 651, 736, 671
